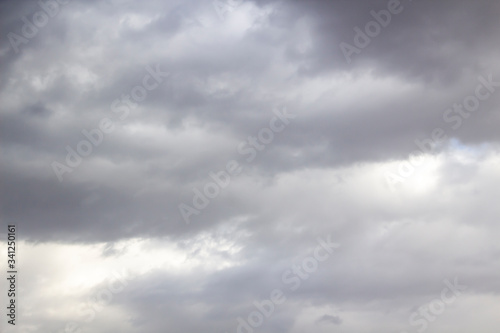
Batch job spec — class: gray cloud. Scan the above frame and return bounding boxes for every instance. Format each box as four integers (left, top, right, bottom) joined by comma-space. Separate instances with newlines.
1, 0, 500, 332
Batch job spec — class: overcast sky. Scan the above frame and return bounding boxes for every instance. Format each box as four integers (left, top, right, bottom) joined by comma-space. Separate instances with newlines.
1, 0, 500, 332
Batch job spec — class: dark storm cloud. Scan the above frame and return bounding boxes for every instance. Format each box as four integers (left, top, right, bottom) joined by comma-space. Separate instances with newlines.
254, 0, 500, 78
0, 0, 498, 248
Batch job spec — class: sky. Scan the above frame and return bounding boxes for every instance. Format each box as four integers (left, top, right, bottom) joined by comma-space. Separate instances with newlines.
1, 0, 500, 332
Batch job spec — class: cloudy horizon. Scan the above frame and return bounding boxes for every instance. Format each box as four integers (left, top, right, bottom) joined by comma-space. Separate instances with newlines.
1, 0, 500, 332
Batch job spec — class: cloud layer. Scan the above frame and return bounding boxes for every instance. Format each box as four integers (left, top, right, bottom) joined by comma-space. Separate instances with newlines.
1, 0, 499, 332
